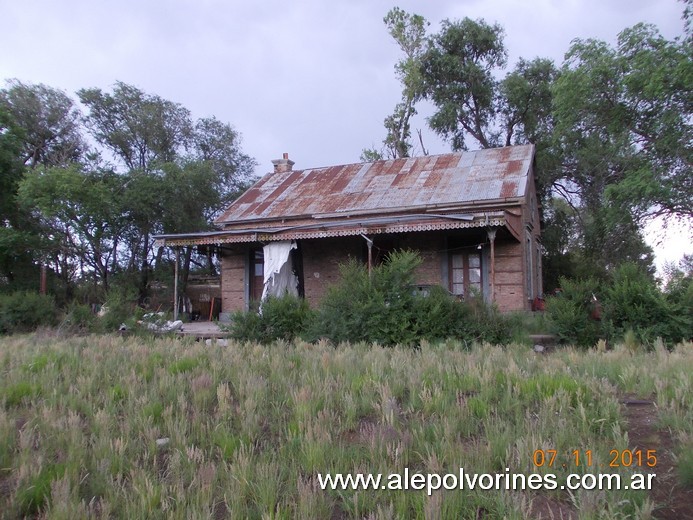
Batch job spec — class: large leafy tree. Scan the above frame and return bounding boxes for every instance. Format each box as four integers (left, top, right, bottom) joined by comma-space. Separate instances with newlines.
420, 17, 508, 150
78, 81, 193, 172
0, 80, 86, 288
77, 82, 256, 299
0, 81, 85, 291
554, 23, 692, 223
192, 116, 256, 214
371, 9, 691, 284
0, 80, 84, 168
0, 106, 39, 289
18, 164, 128, 293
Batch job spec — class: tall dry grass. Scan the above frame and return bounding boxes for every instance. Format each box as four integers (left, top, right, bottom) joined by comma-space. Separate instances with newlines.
0, 334, 690, 518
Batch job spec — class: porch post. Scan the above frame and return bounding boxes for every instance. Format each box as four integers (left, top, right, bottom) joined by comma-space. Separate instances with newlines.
173, 247, 179, 321
361, 234, 373, 279
487, 228, 497, 303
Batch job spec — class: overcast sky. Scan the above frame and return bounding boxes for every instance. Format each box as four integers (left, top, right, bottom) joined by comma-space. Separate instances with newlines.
1, 0, 689, 269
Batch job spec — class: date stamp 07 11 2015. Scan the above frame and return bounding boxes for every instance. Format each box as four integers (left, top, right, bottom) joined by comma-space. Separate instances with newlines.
532, 449, 657, 470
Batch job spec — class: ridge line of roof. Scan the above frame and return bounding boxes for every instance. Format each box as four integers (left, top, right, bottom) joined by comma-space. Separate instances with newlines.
259, 144, 533, 175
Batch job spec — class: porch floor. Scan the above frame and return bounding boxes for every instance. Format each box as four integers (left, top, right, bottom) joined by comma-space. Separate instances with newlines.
177, 321, 226, 339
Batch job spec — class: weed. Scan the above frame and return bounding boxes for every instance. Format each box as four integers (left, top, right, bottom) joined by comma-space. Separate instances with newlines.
168, 356, 200, 374
15, 462, 66, 516
2, 381, 39, 407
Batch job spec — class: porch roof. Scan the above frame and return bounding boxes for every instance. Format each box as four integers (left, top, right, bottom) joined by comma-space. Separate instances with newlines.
154, 211, 511, 247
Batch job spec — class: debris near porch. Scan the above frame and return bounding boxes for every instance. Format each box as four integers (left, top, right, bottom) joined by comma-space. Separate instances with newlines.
529, 334, 557, 353
137, 312, 183, 333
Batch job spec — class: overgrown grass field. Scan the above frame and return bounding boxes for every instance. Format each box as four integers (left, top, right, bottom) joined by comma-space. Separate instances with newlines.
0, 334, 691, 519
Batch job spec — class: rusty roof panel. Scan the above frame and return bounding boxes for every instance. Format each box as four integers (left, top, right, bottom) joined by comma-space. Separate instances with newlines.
215, 144, 534, 225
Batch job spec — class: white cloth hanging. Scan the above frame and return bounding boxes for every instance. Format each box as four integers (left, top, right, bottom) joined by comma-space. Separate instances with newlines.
261, 240, 298, 301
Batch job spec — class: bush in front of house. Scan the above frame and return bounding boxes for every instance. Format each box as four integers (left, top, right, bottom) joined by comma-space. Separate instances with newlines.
99, 286, 140, 332
0, 291, 58, 334
229, 295, 313, 343
411, 285, 513, 345
305, 251, 422, 346
305, 250, 513, 347
544, 277, 604, 348
62, 302, 97, 333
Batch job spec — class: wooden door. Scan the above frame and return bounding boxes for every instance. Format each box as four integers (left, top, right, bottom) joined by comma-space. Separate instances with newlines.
250, 248, 264, 302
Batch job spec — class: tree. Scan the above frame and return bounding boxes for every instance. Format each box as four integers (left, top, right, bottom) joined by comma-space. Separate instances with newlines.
553, 24, 692, 223
499, 58, 557, 147
78, 82, 256, 300
18, 164, 128, 293
362, 8, 429, 160
370, 9, 683, 286
0, 80, 83, 168
78, 81, 193, 172
192, 116, 256, 214
420, 17, 507, 150
0, 105, 39, 290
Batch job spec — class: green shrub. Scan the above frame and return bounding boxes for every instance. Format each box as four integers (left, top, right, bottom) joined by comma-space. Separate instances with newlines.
2, 381, 40, 407
229, 294, 313, 343
168, 356, 201, 374
307, 250, 513, 347
227, 305, 264, 342
462, 296, 514, 345
306, 251, 422, 346
0, 291, 57, 334
63, 302, 96, 332
665, 273, 693, 343
412, 285, 470, 342
544, 277, 603, 347
604, 263, 678, 345
99, 287, 139, 331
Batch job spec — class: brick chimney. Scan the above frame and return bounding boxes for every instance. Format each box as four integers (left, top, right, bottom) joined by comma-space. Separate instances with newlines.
272, 152, 294, 173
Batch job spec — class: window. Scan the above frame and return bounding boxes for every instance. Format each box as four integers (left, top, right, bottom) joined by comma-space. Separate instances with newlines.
449, 251, 482, 298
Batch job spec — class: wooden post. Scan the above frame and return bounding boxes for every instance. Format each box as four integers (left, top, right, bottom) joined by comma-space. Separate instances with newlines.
173, 247, 179, 321
487, 228, 497, 303
39, 264, 47, 295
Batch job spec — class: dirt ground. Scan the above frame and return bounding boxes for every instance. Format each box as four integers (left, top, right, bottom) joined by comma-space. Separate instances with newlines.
622, 397, 693, 519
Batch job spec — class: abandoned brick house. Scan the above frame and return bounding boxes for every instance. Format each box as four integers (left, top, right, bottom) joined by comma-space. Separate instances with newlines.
155, 144, 542, 319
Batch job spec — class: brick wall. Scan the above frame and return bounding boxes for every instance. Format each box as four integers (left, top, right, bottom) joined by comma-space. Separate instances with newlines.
396, 233, 444, 286
492, 240, 525, 311
301, 236, 361, 305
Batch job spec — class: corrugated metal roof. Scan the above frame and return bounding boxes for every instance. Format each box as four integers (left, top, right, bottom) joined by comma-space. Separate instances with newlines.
154, 213, 507, 247
215, 145, 534, 225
